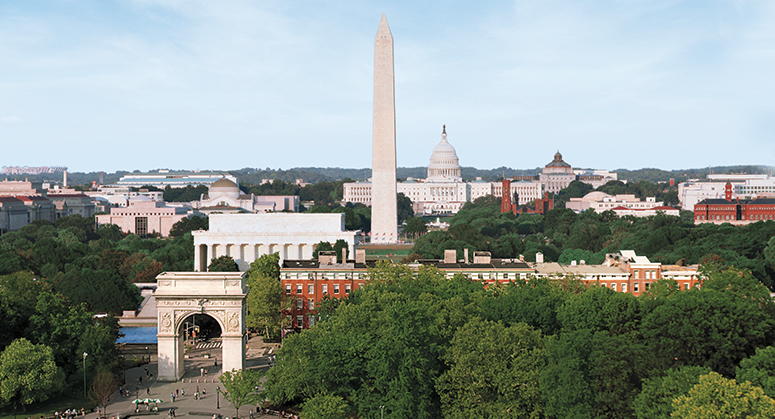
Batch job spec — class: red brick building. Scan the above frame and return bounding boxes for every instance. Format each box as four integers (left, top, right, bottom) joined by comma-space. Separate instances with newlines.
694, 182, 775, 224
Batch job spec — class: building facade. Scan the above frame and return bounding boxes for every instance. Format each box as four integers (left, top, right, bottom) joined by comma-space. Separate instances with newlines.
192, 213, 360, 271
95, 198, 191, 237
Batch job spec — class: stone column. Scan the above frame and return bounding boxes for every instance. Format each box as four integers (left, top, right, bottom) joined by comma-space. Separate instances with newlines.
194, 244, 201, 272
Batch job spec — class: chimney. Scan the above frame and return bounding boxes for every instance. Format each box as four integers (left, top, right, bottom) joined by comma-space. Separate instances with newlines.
444, 249, 456, 264
580, 260, 585, 265
463, 248, 469, 264
536, 252, 544, 264
341, 247, 348, 263
473, 251, 491, 264
318, 251, 337, 265
571, 260, 577, 266
356, 249, 366, 264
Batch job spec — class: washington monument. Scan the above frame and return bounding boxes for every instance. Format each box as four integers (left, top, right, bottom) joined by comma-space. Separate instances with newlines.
371, 14, 398, 243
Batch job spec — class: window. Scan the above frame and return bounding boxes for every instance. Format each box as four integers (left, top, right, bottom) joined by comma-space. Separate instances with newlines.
296, 299, 303, 309
611, 283, 617, 291
645, 282, 651, 290
135, 217, 148, 237
345, 284, 351, 295
634, 270, 639, 279
684, 283, 689, 290
296, 315, 303, 328
285, 284, 291, 295
334, 284, 340, 294
308, 315, 315, 328
322, 284, 328, 294
633, 282, 639, 292
621, 283, 627, 293
296, 284, 302, 294
308, 299, 314, 310
308, 284, 314, 294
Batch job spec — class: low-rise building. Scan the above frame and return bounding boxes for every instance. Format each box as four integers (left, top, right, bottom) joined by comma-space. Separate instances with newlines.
95, 198, 191, 237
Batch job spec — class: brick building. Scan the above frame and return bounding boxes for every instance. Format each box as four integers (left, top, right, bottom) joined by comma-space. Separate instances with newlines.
694, 182, 775, 225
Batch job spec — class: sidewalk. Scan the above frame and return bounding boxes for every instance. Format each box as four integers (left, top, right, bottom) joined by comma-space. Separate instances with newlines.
92, 336, 279, 419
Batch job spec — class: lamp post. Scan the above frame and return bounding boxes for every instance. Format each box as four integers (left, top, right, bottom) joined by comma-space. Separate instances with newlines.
82, 352, 88, 399
216, 386, 220, 409
380, 405, 384, 419
145, 346, 149, 363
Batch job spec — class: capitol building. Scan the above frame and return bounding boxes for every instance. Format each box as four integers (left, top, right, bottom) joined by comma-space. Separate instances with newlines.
343, 127, 544, 215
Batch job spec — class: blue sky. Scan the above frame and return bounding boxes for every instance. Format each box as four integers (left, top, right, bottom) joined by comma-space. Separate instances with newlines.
1, 1, 773, 173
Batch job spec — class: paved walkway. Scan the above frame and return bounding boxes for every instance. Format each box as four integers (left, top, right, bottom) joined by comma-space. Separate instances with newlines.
87, 337, 281, 419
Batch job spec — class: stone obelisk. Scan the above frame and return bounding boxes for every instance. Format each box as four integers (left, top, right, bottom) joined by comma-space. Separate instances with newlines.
371, 14, 398, 243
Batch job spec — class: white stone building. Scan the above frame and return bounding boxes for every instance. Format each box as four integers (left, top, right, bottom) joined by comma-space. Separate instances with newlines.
192, 213, 359, 271
192, 178, 299, 214
343, 127, 544, 215
566, 192, 670, 214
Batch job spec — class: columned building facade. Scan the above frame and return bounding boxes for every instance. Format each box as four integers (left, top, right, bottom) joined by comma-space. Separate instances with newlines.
192, 213, 359, 271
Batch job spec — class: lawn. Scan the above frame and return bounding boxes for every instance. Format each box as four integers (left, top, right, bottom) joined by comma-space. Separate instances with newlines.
0, 394, 96, 419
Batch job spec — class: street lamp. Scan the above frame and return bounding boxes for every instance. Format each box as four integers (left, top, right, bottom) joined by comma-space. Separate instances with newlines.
216, 386, 220, 409
82, 352, 88, 399
145, 346, 149, 363
380, 405, 384, 419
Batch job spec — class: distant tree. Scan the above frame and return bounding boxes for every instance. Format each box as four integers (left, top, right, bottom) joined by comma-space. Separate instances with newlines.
208, 255, 239, 272
313, 241, 334, 259
169, 216, 208, 238
404, 217, 427, 235
219, 369, 264, 418
0, 338, 65, 412
397, 192, 414, 224
163, 185, 208, 202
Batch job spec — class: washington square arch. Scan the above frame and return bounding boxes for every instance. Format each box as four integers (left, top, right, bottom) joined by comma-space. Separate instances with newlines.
154, 271, 247, 381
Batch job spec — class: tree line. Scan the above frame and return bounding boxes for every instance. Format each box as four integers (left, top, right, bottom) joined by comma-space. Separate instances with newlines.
262, 262, 775, 418
411, 192, 775, 289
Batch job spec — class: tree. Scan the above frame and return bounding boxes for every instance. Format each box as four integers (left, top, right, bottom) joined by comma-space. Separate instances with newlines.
634, 366, 712, 419
737, 346, 775, 399
436, 319, 546, 418
0, 338, 65, 412
397, 192, 414, 224
301, 393, 350, 419
246, 272, 286, 339
404, 217, 427, 235
168, 216, 208, 237
208, 255, 239, 272
90, 370, 118, 416
219, 369, 264, 418
672, 372, 775, 419
246, 252, 281, 280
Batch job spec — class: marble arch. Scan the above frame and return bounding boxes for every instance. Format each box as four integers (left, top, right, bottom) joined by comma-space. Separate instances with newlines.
155, 271, 247, 381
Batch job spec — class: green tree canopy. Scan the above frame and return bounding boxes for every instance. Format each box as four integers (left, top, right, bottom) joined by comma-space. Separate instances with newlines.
219, 369, 265, 418
0, 338, 65, 411
672, 372, 775, 419
208, 255, 240, 272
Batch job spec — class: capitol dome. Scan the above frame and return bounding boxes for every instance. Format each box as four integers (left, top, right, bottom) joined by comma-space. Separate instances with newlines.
426, 125, 462, 181
208, 178, 241, 200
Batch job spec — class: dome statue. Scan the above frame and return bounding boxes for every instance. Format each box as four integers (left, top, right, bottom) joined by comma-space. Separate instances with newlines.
426, 125, 462, 181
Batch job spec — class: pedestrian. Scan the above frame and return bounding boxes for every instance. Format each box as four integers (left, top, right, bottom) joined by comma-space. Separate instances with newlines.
175, 388, 179, 397
196, 385, 200, 393
170, 393, 175, 403
146, 388, 150, 395
214, 358, 217, 367
200, 368, 204, 377
181, 388, 185, 396
139, 376, 142, 385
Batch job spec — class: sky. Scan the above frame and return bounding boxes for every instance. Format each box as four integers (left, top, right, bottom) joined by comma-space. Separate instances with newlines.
1, 0, 774, 173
